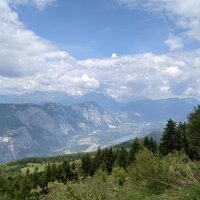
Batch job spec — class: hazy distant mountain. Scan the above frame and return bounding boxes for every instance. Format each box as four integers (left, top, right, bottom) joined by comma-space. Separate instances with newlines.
0, 97, 199, 163
122, 98, 199, 122
0, 91, 123, 112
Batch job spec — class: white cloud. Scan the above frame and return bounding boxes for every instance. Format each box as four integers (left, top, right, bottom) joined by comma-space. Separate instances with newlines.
0, 0, 200, 101
11, 0, 56, 10
111, 53, 117, 58
79, 51, 200, 100
163, 66, 182, 77
165, 35, 184, 51
0, 0, 99, 95
115, 0, 200, 42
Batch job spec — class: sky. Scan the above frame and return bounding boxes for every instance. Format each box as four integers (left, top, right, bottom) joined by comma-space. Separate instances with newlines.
0, 0, 200, 101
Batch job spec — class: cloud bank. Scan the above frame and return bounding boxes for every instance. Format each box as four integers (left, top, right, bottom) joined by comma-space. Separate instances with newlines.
79, 51, 200, 100
0, 0, 200, 101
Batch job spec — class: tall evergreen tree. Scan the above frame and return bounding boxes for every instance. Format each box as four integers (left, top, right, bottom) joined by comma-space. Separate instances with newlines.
32, 166, 40, 189
187, 105, 200, 159
45, 163, 52, 183
115, 147, 128, 169
177, 122, 189, 154
38, 172, 48, 192
62, 160, 73, 182
81, 154, 92, 175
19, 170, 32, 199
128, 138, 142, 164
143, 136, 150, 149
100, 148, 116, 174
159, 119, 182, 155
51, 163, 58, 182
90, 148, 102, 176
143, 136, 157, 153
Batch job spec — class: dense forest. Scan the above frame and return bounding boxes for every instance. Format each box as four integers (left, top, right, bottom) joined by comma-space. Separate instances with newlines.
1, 106, 200, 199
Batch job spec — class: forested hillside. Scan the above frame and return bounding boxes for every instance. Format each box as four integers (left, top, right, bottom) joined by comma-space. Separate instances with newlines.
1, 106, 200, 199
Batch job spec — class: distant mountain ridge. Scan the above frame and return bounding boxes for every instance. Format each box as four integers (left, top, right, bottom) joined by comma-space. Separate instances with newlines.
0, 97, 199, 163
0, 91, 123, 112
121, 97, 199, 122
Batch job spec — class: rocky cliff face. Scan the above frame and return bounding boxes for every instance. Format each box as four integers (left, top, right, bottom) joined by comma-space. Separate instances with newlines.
0, 102, 116, 163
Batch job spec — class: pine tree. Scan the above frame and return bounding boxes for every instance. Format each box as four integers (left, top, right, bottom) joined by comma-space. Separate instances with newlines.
187, 106, 200, 159
38, 172, 48, 192
19, 170, 32, 199
143, 136, 150, 149
149, 137, 158, 153
115, 147, 128, 169
128, 138, 142, 163
81, 154, 92, 175
159, 119, 182, 155
51, 163, 58, 182
62, 160, 73, 182
45, 163, 52, 183
177, 122, 189, 154
56, 164, 64, 182
90, 148, 102, 176
32, 166, 40, 189
11, 177, 21, 199
101, 148, 116, 174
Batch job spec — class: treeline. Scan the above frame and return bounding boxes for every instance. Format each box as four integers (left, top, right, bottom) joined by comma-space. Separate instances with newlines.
0, 160, 79, 199
159, 105, 200, 159
0, 137, 156, 199
6, 153, 83, 173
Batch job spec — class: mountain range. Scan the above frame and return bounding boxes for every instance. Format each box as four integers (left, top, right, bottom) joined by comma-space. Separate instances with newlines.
0, 93, 199, 163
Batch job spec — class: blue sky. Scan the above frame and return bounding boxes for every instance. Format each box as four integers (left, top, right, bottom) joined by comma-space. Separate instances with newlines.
16, 0, 170, 59
0, 0, 200, 100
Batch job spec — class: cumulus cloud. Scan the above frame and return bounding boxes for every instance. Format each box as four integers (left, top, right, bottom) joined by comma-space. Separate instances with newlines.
79, 50, 200, 100
165, 35, 184, 51
0, 0, 200, 100
0, 0, 100, 95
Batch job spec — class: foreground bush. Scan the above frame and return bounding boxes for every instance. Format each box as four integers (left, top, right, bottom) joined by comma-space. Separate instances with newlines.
130, 149, 200, 193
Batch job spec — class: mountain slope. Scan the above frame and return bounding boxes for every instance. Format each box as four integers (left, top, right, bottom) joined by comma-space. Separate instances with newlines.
0, 97, 199, 163
122, 98, 199, 122
0, 102, 116, 163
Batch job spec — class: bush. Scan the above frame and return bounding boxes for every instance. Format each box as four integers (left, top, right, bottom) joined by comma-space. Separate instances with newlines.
112, 166, 127, 186
129, 148, 199, 193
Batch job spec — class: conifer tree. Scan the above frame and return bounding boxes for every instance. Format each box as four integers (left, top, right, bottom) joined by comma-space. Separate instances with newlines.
143, 136, 150, 149
38, 172, 48, 192
56, 164, 64, 182
187, 105, 200, 159
62, 160, 73, 182
101, 148, 115, 173
51, 163, 58, 182
32, 166, 40, 189
149, 137, 158, 152
19, 170, 32, 199
81, 154, 92, 175
128, 138, 142, 163
177, 122, 189, 153
115, 147, 128, 169
159, 119, 182, 155
90, 148, 102, 175
45, 163, 52, 183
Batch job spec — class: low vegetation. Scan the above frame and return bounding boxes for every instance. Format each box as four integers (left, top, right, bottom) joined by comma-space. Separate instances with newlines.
1, 105, 200, 199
